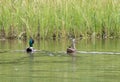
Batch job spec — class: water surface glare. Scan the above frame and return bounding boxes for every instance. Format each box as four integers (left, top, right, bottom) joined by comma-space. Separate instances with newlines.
0, 39, 120, 82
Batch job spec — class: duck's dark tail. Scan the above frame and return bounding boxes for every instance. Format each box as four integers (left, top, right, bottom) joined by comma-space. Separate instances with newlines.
26, 47, 32, 52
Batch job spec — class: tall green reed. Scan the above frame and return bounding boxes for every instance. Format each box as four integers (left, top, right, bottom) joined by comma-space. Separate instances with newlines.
0, 0, 120, 39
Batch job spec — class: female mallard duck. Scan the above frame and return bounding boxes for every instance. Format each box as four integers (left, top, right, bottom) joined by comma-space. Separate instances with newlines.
67, 39, 76, 54
26, 37, 34, 53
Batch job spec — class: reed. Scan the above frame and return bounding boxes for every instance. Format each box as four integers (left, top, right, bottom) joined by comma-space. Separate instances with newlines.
0, 0, 120, 39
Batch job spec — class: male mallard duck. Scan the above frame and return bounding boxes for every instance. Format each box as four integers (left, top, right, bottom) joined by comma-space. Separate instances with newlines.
26, 37, 34, 53
67, 39, 76, 54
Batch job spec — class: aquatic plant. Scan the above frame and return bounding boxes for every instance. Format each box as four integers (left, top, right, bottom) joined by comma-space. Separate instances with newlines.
0, 0, 120, 39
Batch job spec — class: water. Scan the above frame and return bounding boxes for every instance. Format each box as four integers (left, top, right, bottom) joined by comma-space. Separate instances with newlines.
0, 39, 120, 82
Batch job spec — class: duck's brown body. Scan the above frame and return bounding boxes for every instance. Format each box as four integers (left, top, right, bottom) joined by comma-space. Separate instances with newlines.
67, 47, 76, 53
67, 39, 76, 54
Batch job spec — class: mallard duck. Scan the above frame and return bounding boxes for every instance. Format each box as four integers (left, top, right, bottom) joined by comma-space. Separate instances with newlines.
26, 37, 34, 53
67, 39, 76, 54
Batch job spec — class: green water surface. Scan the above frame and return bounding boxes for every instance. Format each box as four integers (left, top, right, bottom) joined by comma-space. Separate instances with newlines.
0, 39, 120, 82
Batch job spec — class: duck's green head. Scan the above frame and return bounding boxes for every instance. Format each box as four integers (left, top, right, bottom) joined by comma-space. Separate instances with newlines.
29, 38, 34, 47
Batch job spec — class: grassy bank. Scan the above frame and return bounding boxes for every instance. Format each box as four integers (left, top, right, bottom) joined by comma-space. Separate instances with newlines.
0, 0, 120, 39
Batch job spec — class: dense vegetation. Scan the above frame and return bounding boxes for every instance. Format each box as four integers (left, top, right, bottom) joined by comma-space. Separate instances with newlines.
0, 0, 120, 39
